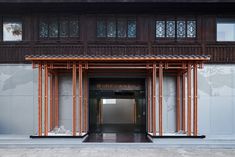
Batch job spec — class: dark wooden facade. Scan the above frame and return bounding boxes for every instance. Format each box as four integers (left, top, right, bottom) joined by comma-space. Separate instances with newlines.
0, 2, 235, 63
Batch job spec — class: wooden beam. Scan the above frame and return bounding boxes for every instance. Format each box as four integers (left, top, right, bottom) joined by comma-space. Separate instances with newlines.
44, 64, 48, 136
54, 73, 59, 127
159, 63, 163, 136
72, 63, 77, 136
38, 64, 42, 136
78, 63, 83, 135
152, 63, 157, 136
182, 73, 186, 133
193, 64, 198, 136
187, 64, 192, 136
176, 73, 181, 132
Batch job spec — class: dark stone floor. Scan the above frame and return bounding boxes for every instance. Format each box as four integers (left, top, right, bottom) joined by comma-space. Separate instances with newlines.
83, 133, 152, 143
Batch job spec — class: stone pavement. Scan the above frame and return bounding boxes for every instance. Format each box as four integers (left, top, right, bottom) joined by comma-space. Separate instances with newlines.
0, 147, 235, 157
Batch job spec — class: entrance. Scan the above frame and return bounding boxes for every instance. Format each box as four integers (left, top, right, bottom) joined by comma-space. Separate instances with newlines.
89, 78, 146, 134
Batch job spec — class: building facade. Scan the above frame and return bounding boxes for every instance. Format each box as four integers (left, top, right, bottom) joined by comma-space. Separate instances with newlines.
0, 0, 235, 140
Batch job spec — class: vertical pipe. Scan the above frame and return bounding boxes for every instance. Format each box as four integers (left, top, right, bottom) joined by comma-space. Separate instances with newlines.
187, 64, 192, 136
159, 63, 163, 136
147, 73, 151, 133
38, 64, 42, 136
193, 64, 198, 136
50, 74, 53, 131
152, 63, 157, 136
79, 63, 83, 135
44, 64, 48, 136
176, 73, 181, 132
72, 63, 77, 136
182, 73, 186, 133
54, 73, 59, 127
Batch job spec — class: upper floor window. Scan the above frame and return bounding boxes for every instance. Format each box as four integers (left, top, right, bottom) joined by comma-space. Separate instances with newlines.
156, 19, 196, 39
3, 19, 22, 41
97, 17, 136, 38
217, 18, 235, 42
39, 16, 79, 39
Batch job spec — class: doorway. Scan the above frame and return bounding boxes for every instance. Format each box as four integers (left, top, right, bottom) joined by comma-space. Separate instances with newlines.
89, 78, 146, 134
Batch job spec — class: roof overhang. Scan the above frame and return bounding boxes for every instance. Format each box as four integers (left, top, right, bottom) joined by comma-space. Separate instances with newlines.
25, 54, 210, 62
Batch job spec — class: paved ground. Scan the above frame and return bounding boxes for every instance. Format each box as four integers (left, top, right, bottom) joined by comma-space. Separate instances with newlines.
0, 135, 235, 157
0, 147, 235, 157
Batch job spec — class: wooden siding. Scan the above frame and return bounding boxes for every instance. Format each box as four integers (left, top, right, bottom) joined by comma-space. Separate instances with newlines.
0, 14, 235, 63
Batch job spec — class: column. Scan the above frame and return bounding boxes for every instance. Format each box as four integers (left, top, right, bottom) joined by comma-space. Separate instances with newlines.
54, 73, 59, 127
176, 73, 181, 132
182, 73, 186, 133
78, 63, 83, 135
38, 64, 42, 136
159, 63, 163, 136
44, 64, 48, 136
72, 63, 77, 136
193, 64, 198, 136
152, 63, 157, 136
187, 64, 192, 136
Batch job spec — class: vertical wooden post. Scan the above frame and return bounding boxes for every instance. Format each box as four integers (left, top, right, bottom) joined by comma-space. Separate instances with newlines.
79, 63, 83, 135
147, 73, 151, 133
54, 73, 59, 127
50, 74, 53, 131
72, 63, 77, 136
193, 64, 198, 136
187, 64, 192, 136
44, 64, 48, 136
176, 73, 181, 132
152, 63, 157, 136
83, 72, 88, 133
38, 63, 42, 136
182, 73, 186, 133
159, 63, 163, 136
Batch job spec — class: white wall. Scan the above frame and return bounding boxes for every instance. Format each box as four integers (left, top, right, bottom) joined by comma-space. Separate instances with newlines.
0, 64, 235, 139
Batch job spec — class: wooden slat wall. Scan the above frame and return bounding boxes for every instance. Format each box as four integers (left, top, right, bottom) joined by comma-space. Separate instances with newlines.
0, 14, 235, 63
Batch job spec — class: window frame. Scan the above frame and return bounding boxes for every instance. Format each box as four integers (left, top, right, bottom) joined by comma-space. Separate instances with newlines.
2, 17, 24, 42
216, 18, 235, 42
38, 15, 80, 41
154, 16, 197, 42
96, 15, 137, 40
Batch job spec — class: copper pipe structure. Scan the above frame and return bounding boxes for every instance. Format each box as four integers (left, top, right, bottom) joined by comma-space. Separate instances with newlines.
44, 64, 48, 136
78, 63, 83, 135
152, 63, 157, 136
159, 63, 163, 136
193, 64, 198, 136
182, 73, 186, 133
176, 73, 181, 132
187, 64, 192, 136
38, 64, 42, 136
54, 73, 59, 127
147, 73, 151, 133
72, 63, 77, 136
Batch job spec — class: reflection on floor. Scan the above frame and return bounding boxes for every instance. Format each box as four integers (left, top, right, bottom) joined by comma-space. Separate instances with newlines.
83, 133, 152, 143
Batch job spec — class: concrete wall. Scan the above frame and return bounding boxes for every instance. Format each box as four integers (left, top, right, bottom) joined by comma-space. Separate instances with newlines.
0, 64, 235, 139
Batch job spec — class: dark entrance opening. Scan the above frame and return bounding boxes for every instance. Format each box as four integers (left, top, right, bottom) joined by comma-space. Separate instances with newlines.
85, 78, 151, 142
